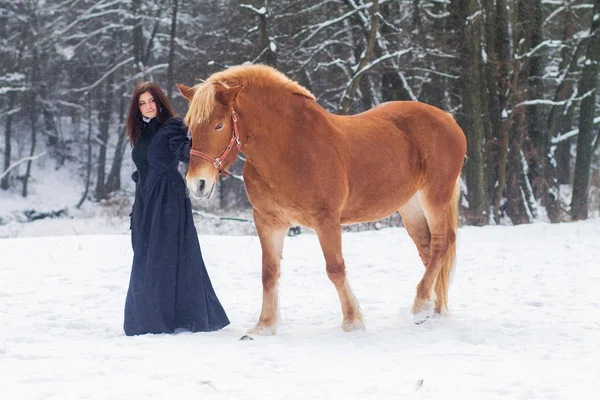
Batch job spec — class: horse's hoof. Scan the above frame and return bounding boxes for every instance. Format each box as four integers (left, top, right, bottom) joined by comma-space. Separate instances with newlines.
412, 298, 435, 325
412, 311, 431, 325
342, 318, 366, 332
247, 324, 277, 336
239, 334, 254, 341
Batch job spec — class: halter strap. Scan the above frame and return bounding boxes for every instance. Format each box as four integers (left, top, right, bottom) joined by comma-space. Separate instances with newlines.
189, 111, 241, 176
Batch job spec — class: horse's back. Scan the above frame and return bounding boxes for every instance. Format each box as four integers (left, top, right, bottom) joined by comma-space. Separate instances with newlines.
342, 100, 466, 169
333, 100, 465, 164
328, 101, 466, 221
347, 100, 461, 136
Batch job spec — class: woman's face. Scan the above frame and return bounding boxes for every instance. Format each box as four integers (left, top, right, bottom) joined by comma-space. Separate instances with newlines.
138, 91, 158, 119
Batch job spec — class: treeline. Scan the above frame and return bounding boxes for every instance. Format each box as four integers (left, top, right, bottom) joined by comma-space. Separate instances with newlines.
0, 0, 599, 224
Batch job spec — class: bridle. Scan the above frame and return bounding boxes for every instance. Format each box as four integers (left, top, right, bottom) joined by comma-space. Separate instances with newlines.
189, 111, 241, 177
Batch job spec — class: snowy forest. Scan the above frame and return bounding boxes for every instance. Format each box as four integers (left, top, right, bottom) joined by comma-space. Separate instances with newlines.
1, 0, 599, 227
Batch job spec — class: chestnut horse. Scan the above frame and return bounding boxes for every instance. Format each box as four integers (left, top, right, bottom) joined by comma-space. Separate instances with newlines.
176, 64, 466, 335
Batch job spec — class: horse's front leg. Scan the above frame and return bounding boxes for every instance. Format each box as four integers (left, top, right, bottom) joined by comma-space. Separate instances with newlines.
315, 216, 365, 332
248, 209, 288, 336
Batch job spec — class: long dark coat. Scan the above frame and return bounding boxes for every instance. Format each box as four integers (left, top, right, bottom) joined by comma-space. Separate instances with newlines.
124, 117, 230, 336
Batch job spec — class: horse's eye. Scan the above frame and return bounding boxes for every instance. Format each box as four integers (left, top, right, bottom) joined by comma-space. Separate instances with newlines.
215, 123, 224, 130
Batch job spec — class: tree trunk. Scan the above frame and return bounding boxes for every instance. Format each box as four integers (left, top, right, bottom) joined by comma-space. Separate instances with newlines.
412, 0, 426, 46
339, 0, 379, 113
482, 0, 498, 203
132, 0, 145, 83
526, 0, 560, 222
106, 91, 128, 194
525, 0, 548, 194
555, 140, 572, 185
548, 3, 579, 189
359, 74, 378, 111
525, 0, 545, 176
77, 94, 93, 209
455, 0, 488, 225
381, 0, 415, 103
3, 23, 27, 190
345, 0, 417, 102
506, 102, 534, 224
22, 38, 40, 198
492, 0, 511, 223
166, 0, 179, 102
2, 91, 17, 190
482, 0, 503, 221
571, 1, 600, 220
380, 0, 414, 102
543, 3, 583, 221
95, 78, 112, 200
259, 1, 277, 68
505, 0, 541, 224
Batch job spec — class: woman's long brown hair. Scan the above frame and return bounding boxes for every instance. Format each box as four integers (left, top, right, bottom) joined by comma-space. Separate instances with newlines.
125, 82, 176, 146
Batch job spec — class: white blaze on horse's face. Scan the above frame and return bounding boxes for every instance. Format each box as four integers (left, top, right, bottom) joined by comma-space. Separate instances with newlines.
186, 120, 218, 200
186, 107, 231, 200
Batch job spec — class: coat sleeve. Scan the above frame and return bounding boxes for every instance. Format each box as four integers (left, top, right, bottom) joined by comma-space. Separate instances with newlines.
165, 118, 191, 163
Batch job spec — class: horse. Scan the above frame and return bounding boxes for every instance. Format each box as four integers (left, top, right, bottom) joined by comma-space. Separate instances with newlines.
176, 64, 466, 335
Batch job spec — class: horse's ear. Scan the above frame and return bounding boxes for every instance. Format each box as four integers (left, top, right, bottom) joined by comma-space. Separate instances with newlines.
215, 84, 245, 106
176, 84, 195, 101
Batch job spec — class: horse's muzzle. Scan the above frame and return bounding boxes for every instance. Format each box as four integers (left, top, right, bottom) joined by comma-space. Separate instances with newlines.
187, 177, 216, 200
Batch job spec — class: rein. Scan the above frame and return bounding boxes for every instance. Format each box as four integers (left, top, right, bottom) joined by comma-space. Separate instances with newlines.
189, 111, 241, 177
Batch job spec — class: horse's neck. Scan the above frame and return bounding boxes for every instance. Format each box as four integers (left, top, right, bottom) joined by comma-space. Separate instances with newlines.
237, 92, 310, 183
238, 90, 300, 153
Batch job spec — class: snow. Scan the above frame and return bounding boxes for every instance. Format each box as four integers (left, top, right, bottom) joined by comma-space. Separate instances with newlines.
55, 44, 75, 61
0, 73, 26, 82
0, 163, 87, 221
2, 150, 599, 399
0, 150, 255, 237
0, 86, 28, 95
239, 4, 267, 16
1, 212, 599, 398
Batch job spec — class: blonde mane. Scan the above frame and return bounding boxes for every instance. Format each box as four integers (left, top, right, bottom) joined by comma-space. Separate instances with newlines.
184, 64, 315, 131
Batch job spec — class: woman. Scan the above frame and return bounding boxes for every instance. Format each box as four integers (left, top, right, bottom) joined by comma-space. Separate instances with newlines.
124, 81, 230, 336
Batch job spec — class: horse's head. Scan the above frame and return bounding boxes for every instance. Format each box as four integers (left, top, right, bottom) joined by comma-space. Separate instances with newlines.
177, 82, 244, 200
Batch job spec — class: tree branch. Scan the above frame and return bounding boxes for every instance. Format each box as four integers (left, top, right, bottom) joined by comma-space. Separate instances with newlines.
0, 152, 47, 181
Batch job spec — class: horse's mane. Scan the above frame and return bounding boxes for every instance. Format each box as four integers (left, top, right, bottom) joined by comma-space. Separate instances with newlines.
184, 64, 315, 131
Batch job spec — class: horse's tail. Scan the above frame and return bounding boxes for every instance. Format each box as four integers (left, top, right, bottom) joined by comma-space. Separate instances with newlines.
435, 179, 460, 313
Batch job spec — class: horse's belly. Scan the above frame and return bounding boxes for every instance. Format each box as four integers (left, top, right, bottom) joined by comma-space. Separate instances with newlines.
340, 183, 416, 224
246, 190, 312, 227
340, 204, 406, 225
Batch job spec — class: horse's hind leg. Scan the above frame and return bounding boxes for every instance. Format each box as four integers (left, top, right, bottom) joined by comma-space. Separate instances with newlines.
399, 193, 431, 268
315, 216, 365, 332
248, 209, 289, 336
410, 186, 458, 324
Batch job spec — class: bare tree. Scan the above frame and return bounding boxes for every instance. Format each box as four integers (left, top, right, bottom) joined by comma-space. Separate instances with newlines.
453, 0, 489, 225
571, 0, 600, 220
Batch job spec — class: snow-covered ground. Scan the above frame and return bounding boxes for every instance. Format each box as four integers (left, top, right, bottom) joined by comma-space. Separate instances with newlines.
1, 214, 599, 399
0, 156, 258, 238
